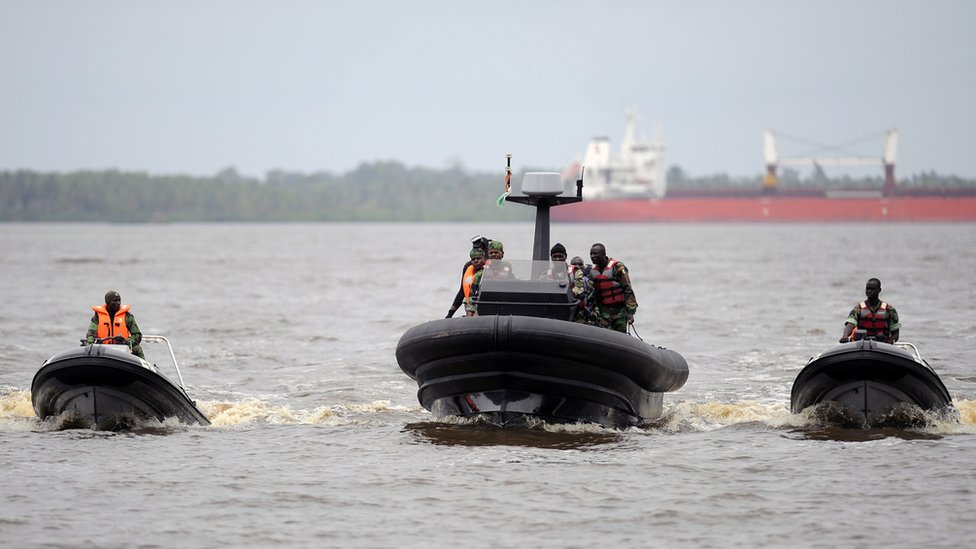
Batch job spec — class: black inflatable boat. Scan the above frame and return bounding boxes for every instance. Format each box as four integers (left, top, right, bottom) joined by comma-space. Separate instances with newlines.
32, 335, 210, 430
790, 339, 953, 427
396, 169, 689, 428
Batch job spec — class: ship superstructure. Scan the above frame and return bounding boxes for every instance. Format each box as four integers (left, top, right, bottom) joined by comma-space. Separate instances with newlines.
568, 112, 667, 200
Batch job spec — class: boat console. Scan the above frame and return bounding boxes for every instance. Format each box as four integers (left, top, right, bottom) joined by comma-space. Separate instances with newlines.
475, 259, 576, 320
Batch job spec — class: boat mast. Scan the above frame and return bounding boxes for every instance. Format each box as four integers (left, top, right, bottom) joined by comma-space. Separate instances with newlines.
505, 161, 584, 261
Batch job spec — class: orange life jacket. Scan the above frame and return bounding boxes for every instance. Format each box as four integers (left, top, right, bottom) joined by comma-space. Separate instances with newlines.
590, 259, 625, 306
462, 265, 478, 298
92, 304, 132, 342
856, 301, 890, 337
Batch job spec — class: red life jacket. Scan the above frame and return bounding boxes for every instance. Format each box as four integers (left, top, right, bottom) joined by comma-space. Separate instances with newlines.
856, 301, 890, 336
590, 259, 625, 306
92, 304, 132, 342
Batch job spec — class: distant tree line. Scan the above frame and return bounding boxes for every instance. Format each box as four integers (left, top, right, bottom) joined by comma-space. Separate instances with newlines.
2, 162, 974, 222
0, 163, 532, 222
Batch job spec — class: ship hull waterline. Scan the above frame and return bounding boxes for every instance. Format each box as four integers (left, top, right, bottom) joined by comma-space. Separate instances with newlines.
552, 196, 976, 222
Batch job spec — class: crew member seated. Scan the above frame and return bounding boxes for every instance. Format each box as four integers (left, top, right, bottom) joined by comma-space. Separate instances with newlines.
538, 242, 569, 281
839, 278, 901, 344
483, 240, 514, 280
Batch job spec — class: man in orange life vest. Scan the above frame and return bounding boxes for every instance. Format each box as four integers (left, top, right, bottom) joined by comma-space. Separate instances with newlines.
447, 235, 492, 318
587, 243, 638, 333
463, 247, 487, 316
85, 290, 145, 359
839, 278, 901, 344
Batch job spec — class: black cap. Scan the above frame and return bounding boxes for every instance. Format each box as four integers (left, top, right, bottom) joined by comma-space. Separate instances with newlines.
550, 242, 567, 255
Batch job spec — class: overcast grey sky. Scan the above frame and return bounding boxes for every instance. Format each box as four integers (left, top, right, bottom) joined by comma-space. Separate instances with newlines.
1, 1, 974, 179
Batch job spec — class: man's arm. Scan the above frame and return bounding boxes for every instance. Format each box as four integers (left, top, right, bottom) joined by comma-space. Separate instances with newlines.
126, 313, 142, 346
448, 288, 465, 317
887, 306, 901, 343
85, 314, 99, 344
839, 306, 858, 342
447, 262, 472, 317
616, 263, 638, 319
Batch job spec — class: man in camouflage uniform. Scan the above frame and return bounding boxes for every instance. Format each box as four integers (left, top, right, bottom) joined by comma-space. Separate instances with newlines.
484, 240, 514, 280
569, 255, 596, 324
86, 290, 145, 359
542, 243, 591, 322
447, 235, 492, 318
587, 243, 638, 333
463, 248, 487, 316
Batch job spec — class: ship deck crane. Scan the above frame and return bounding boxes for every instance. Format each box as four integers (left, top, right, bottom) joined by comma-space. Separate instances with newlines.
762, 129, 899, 195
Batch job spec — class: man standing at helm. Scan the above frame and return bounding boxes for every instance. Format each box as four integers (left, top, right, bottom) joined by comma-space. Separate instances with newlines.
85, 290, 145, 359
587, 243, 638, 333
840, 278, 901, 344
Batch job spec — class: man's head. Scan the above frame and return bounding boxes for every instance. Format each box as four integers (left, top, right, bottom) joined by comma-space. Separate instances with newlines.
570, 256, 584, 267
865, 278, 882, 301
470, 247, 486, 269
488, 240, 505, 260
550, 242, 567, 263
104, 290, 121, 314
590, 243, 608, 268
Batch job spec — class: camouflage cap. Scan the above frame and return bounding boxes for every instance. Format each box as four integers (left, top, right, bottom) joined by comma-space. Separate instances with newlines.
470, 247, 486, 258
489, 240, 504, 251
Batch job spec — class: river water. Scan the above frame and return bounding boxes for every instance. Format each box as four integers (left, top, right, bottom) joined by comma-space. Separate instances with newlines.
2, 222, 975, 548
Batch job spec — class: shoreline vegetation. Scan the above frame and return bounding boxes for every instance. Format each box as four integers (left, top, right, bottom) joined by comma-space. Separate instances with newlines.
2, 162, 974, 222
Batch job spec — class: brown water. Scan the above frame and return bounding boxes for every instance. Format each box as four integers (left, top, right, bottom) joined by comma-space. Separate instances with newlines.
2, 222, 975, 548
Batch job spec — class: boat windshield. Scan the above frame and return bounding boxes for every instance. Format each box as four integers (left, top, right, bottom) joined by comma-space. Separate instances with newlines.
476, 259, 576, 320
481, 259, 572, 283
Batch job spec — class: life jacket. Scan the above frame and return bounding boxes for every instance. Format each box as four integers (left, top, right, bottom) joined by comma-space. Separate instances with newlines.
462, 265, 478, 298
856, 301, 890, 337
589, 259, 625, 306
92, 304, 132, 342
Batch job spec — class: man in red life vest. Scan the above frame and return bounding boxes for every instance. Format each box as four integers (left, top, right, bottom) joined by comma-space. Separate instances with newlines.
587, 243, 638, 333
839, 278, 901, 344
85, 290, 145, 359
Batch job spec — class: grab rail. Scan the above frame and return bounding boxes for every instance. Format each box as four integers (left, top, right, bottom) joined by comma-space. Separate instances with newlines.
141, 335, 188, 392
893, 341, 922, 362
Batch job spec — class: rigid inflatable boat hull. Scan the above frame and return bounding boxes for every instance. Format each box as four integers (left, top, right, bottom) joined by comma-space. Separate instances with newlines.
32, 345, 210, 430
790, 340, 952, 426
397, 315, 688, 428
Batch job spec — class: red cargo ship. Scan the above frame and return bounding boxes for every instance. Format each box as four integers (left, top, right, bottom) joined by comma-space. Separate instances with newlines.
553, 115, 976, 222
551, 193, 976, 222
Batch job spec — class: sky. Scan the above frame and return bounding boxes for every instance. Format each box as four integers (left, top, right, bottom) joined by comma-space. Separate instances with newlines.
1, 1, 974, 179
